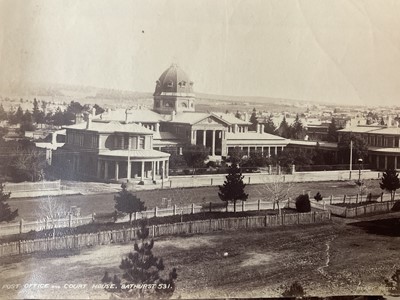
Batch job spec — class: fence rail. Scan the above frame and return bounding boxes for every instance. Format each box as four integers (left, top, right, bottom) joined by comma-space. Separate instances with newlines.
4, 180, 61, 193
0, 211, 331, 257
0, 215, 94, 237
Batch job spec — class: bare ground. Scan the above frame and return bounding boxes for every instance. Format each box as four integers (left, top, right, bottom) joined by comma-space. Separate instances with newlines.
0, 215, 399, 299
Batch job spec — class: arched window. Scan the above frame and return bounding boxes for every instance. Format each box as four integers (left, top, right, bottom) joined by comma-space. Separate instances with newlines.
180, 102, 187, 108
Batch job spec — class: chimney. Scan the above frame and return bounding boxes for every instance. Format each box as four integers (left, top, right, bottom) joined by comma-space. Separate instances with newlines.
260, 124, 265, 133
244, 112, 248, 122
257, 124, 261, 133
125, 109, 132, 123
155, 123, 160, 132
91, 107, 96, 117
75, 113, 84, 124
171, 110, 176, 121
86, 114, 92, 129
387, 115, 392, 127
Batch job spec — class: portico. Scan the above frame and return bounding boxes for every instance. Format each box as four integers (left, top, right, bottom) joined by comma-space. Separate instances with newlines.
97, 149, 170, 182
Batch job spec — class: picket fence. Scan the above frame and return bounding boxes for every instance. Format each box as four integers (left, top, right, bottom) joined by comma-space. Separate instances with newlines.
288, 197, 399, 218
0, 211, 331, 257
117, 199, 284, 223
0, 215, 94, 237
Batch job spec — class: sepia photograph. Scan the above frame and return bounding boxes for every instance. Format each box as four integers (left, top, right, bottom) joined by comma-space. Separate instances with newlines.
0, 0, 400, 299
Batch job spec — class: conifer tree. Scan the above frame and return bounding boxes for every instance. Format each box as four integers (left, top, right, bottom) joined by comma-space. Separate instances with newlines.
102, 220, 178, 299
380, 169, 400, 201
114, 183, 146, 223
218, 163, 248, 212
263, 113, 276, 134
0, 182, 18, 222
289, 114, 306, 140
277, 116, 290, 138
249, 108, 258, 131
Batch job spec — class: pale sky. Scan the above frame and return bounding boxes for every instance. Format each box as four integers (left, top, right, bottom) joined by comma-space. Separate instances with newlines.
1, 0, 400, 106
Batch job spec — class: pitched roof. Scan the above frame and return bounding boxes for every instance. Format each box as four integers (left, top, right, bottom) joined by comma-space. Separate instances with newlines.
96, 108, 163, 123
65, 120, 155, 134
210, 112, 251, 125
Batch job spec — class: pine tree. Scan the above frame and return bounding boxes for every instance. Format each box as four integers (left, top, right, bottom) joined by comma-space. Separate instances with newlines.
290, 114, 306, 140
0, 182, 18, 222
277, 116, 290, 138
0, 104, 7, 121
249, 108, 258, 131
263, 114, 276, 134
102, 220, 178, 299
380, 169, 400, 201
235, 110, 241, 119
218, 163, 248, 212
114, 183, 146, 223
32, 98, 40, 123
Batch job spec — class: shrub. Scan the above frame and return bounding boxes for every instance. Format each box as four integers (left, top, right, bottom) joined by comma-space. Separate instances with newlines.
206, 161, 217, 168
295, 194, 311, 212
281, 281, 305, 297
314, 192, 323, 202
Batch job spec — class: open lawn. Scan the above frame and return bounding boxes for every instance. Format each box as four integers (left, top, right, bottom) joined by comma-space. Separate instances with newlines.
0, 216, 398, 299
8, 180, 382, 221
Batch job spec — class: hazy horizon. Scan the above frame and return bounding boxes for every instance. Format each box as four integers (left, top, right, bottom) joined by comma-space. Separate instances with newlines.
1, 0, 400, 107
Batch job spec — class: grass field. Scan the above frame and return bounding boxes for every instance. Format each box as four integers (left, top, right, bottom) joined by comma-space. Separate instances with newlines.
9, 180, 383, 221
0, 216, 398, 299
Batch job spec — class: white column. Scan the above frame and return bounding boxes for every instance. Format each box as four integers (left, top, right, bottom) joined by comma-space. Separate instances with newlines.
141, 161, 145, 180
212, 130, 216, 156
165, 160, 169, 178
193, 130, 197, 144
395, 156, 398, 170
127, 161, 131, 179
104, 161, 109, 179
384, 156, 388, 169
203, 130, 206, 146
268, 147, 271, 157
152, 161, 155, 180
115, 162, 119, 180
161, 160, 164, 179
261, 147, 264, 156
275, 147, 278, 155
247, 147, 250, 156
156, 161, 159, 175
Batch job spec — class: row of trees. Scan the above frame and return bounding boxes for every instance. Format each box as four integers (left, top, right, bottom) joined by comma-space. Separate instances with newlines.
0, 100, 105, 131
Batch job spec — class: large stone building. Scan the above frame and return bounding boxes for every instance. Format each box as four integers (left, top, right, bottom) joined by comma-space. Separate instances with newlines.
54, 64, 289, 182
338, 123, 400, 170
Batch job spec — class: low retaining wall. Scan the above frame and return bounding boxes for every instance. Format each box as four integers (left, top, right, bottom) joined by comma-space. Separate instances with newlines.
168, 170, 381, 188
0, 211, 331, 257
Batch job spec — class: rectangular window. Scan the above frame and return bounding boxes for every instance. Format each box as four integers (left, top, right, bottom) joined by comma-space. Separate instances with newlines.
139, 137, 145, 149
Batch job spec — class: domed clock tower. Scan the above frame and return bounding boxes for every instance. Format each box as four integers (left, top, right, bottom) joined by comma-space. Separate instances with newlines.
153, 64, 195, 114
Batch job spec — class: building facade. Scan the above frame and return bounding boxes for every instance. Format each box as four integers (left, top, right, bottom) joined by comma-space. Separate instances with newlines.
55, 64, 289, 182
338, 125, 400, 170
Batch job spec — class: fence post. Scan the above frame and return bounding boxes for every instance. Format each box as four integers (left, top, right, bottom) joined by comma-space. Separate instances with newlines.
248, 177, 251, 184
19, 219, 23, 234
154, 207, 158, 218
242, 201, 245, 212
191, 203, 195, 214
257, 199, 261, 211
343, 195, 346, 203
173, 205, 176, 216
211, 178, 213, 186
